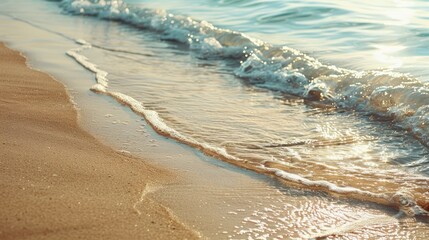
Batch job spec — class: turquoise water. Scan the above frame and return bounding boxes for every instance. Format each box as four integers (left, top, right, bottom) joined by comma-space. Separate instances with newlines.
1, 0, 429, 238
137, 0, 429, 81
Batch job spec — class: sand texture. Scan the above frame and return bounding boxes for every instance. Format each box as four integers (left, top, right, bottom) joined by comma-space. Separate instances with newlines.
0, 43, 198, 239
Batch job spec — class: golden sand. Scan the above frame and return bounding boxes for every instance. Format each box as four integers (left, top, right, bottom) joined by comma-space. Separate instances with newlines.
0, 43, 198, 240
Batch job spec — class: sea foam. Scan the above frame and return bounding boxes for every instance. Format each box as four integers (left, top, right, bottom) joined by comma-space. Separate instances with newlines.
60, 0, 429, 214
58, 0, 429, 145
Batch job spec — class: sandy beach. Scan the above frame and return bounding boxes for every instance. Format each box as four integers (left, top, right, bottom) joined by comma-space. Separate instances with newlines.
2, 0, 429, 237
0, 43, 198, 239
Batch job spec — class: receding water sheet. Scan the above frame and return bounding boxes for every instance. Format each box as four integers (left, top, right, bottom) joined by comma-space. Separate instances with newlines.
1, 0, 429, 239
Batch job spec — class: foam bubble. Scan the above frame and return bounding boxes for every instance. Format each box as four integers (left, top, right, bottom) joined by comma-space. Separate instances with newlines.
59, 1, 429, 214
60, 1, 429, 148
66, 36, 241, 164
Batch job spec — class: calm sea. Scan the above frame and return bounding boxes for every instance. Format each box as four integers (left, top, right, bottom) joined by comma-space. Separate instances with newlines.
1, 0, 429, 238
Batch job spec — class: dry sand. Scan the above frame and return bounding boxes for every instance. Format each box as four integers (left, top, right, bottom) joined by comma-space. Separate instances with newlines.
0, 43, 198, 239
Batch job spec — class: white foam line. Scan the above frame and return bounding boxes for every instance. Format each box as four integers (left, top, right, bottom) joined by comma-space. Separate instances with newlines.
59, 0, 429, 147
263, 166, 429, 216
66, 39, 108, 92
261, 166, 390, 200
65, 39, 240, 163
65, 39, 428, 216
105, 90, 242, 162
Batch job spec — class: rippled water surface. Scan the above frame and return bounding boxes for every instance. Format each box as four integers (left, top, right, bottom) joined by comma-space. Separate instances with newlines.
1, 0, 429, 238
137, 0, 429, 81
56, 0, 429, 214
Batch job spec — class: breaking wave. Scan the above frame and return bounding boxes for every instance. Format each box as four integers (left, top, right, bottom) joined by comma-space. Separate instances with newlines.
60, 0, 429, 215
59, 0, 429, 146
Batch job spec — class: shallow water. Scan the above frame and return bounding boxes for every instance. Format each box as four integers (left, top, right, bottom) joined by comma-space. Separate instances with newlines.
137, 0, 429, 81
1, 0, 429, 238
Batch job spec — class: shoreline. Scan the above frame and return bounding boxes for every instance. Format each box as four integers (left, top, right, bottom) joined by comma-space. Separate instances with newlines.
1, 8, 428, 236
0, 43, 198, 239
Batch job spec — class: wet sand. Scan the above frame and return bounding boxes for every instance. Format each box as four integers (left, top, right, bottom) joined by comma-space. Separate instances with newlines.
0, 43, 198, 239
2, 38, 429, 239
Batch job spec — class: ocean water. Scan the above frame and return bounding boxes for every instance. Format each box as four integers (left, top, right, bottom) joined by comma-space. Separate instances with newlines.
2, 0, 429, 238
